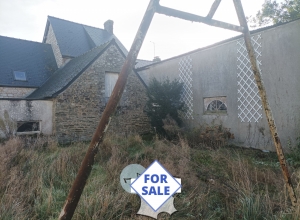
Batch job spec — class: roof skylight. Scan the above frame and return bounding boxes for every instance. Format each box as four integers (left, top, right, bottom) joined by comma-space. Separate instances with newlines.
13, 71, 27, 81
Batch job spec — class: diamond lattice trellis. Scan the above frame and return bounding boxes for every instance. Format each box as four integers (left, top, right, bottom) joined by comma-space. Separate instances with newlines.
237, 34, 263, 122
179, 56, 194, 119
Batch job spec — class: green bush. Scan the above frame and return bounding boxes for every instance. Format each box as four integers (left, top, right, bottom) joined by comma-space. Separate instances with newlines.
145, 77, 186, 137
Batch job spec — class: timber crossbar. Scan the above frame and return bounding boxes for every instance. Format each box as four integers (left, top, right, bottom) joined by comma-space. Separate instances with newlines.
156, 4, 244, 33
59, 0, 297, 219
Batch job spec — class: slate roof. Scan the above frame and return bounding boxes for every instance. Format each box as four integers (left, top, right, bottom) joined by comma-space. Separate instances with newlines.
27, 40, 113, 99
43, 16, 151, 67
0, 36, 58, 87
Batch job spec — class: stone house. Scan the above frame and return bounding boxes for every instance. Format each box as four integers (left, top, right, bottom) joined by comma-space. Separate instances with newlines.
0, 16, 151, 142
1, 15, 299, 150
137, 19, 300, 151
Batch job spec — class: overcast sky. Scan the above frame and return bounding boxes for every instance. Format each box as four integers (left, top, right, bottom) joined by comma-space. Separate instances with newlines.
0, 0, 267, 60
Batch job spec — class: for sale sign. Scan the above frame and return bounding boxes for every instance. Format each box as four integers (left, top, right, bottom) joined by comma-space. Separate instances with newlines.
130, 160, 181, 211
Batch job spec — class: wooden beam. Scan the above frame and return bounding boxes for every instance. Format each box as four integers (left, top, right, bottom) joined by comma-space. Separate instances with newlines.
207, 0, 222, 19
157, 4, 244, 33
58, 1, 160, 219
233, 0, 297, 207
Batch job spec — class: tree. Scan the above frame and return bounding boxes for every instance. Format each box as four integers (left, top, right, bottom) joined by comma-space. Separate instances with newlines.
250, 0, 300, 27
145, 78, 186, 136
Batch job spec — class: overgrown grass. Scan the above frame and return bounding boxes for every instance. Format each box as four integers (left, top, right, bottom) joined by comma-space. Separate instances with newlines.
0, 135, 299, 219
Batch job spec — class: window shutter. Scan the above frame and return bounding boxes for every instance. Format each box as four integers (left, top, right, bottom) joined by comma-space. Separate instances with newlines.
105, 72, 119, 98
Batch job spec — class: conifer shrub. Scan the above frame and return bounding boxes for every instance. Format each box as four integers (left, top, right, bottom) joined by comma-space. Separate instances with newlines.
145, 77, 186, 137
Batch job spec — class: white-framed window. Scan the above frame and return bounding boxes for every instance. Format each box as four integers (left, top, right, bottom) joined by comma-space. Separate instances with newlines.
105, 72, 119, 100
16, 121, 40, 135
204, 96, 227, 114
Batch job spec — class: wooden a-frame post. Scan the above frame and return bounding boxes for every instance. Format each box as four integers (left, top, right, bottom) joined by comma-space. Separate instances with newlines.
58, 1, 159, 219
232, 0, 297, 207
59, 0, 296, 218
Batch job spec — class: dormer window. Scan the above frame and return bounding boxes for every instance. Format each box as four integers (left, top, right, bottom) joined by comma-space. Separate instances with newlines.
13, 71, 27, 81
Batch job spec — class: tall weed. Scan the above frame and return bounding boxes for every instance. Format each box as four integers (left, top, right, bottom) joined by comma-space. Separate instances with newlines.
0, 135, 299, 219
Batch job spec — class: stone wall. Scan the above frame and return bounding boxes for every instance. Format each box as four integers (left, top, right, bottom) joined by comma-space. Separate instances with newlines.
54, 44, 151, 143
0, 87, 36, 98
45, 24, 63, 68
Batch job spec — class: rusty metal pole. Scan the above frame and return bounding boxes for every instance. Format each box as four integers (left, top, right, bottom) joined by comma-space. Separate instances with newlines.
58, 1, 159, 219
233, 0, 297, 207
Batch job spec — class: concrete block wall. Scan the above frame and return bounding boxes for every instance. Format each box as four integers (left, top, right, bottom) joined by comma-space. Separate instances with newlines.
0, 100, 53, 137
137, 20, 300, 151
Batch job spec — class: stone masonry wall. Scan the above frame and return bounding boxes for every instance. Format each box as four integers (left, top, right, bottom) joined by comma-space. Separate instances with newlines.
45, 24, 63, 68
0, 87, 36, 98
54, 44, 151, 143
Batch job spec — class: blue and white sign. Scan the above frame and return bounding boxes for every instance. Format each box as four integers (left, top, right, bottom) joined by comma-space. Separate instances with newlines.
131, 160, 181, 211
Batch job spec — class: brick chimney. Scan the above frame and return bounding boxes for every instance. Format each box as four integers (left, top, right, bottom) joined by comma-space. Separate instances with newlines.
104, 20, 114, 35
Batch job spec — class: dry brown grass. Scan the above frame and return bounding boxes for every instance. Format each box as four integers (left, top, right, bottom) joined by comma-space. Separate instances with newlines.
0, 134, 299, 219
185, 124, 234, 149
